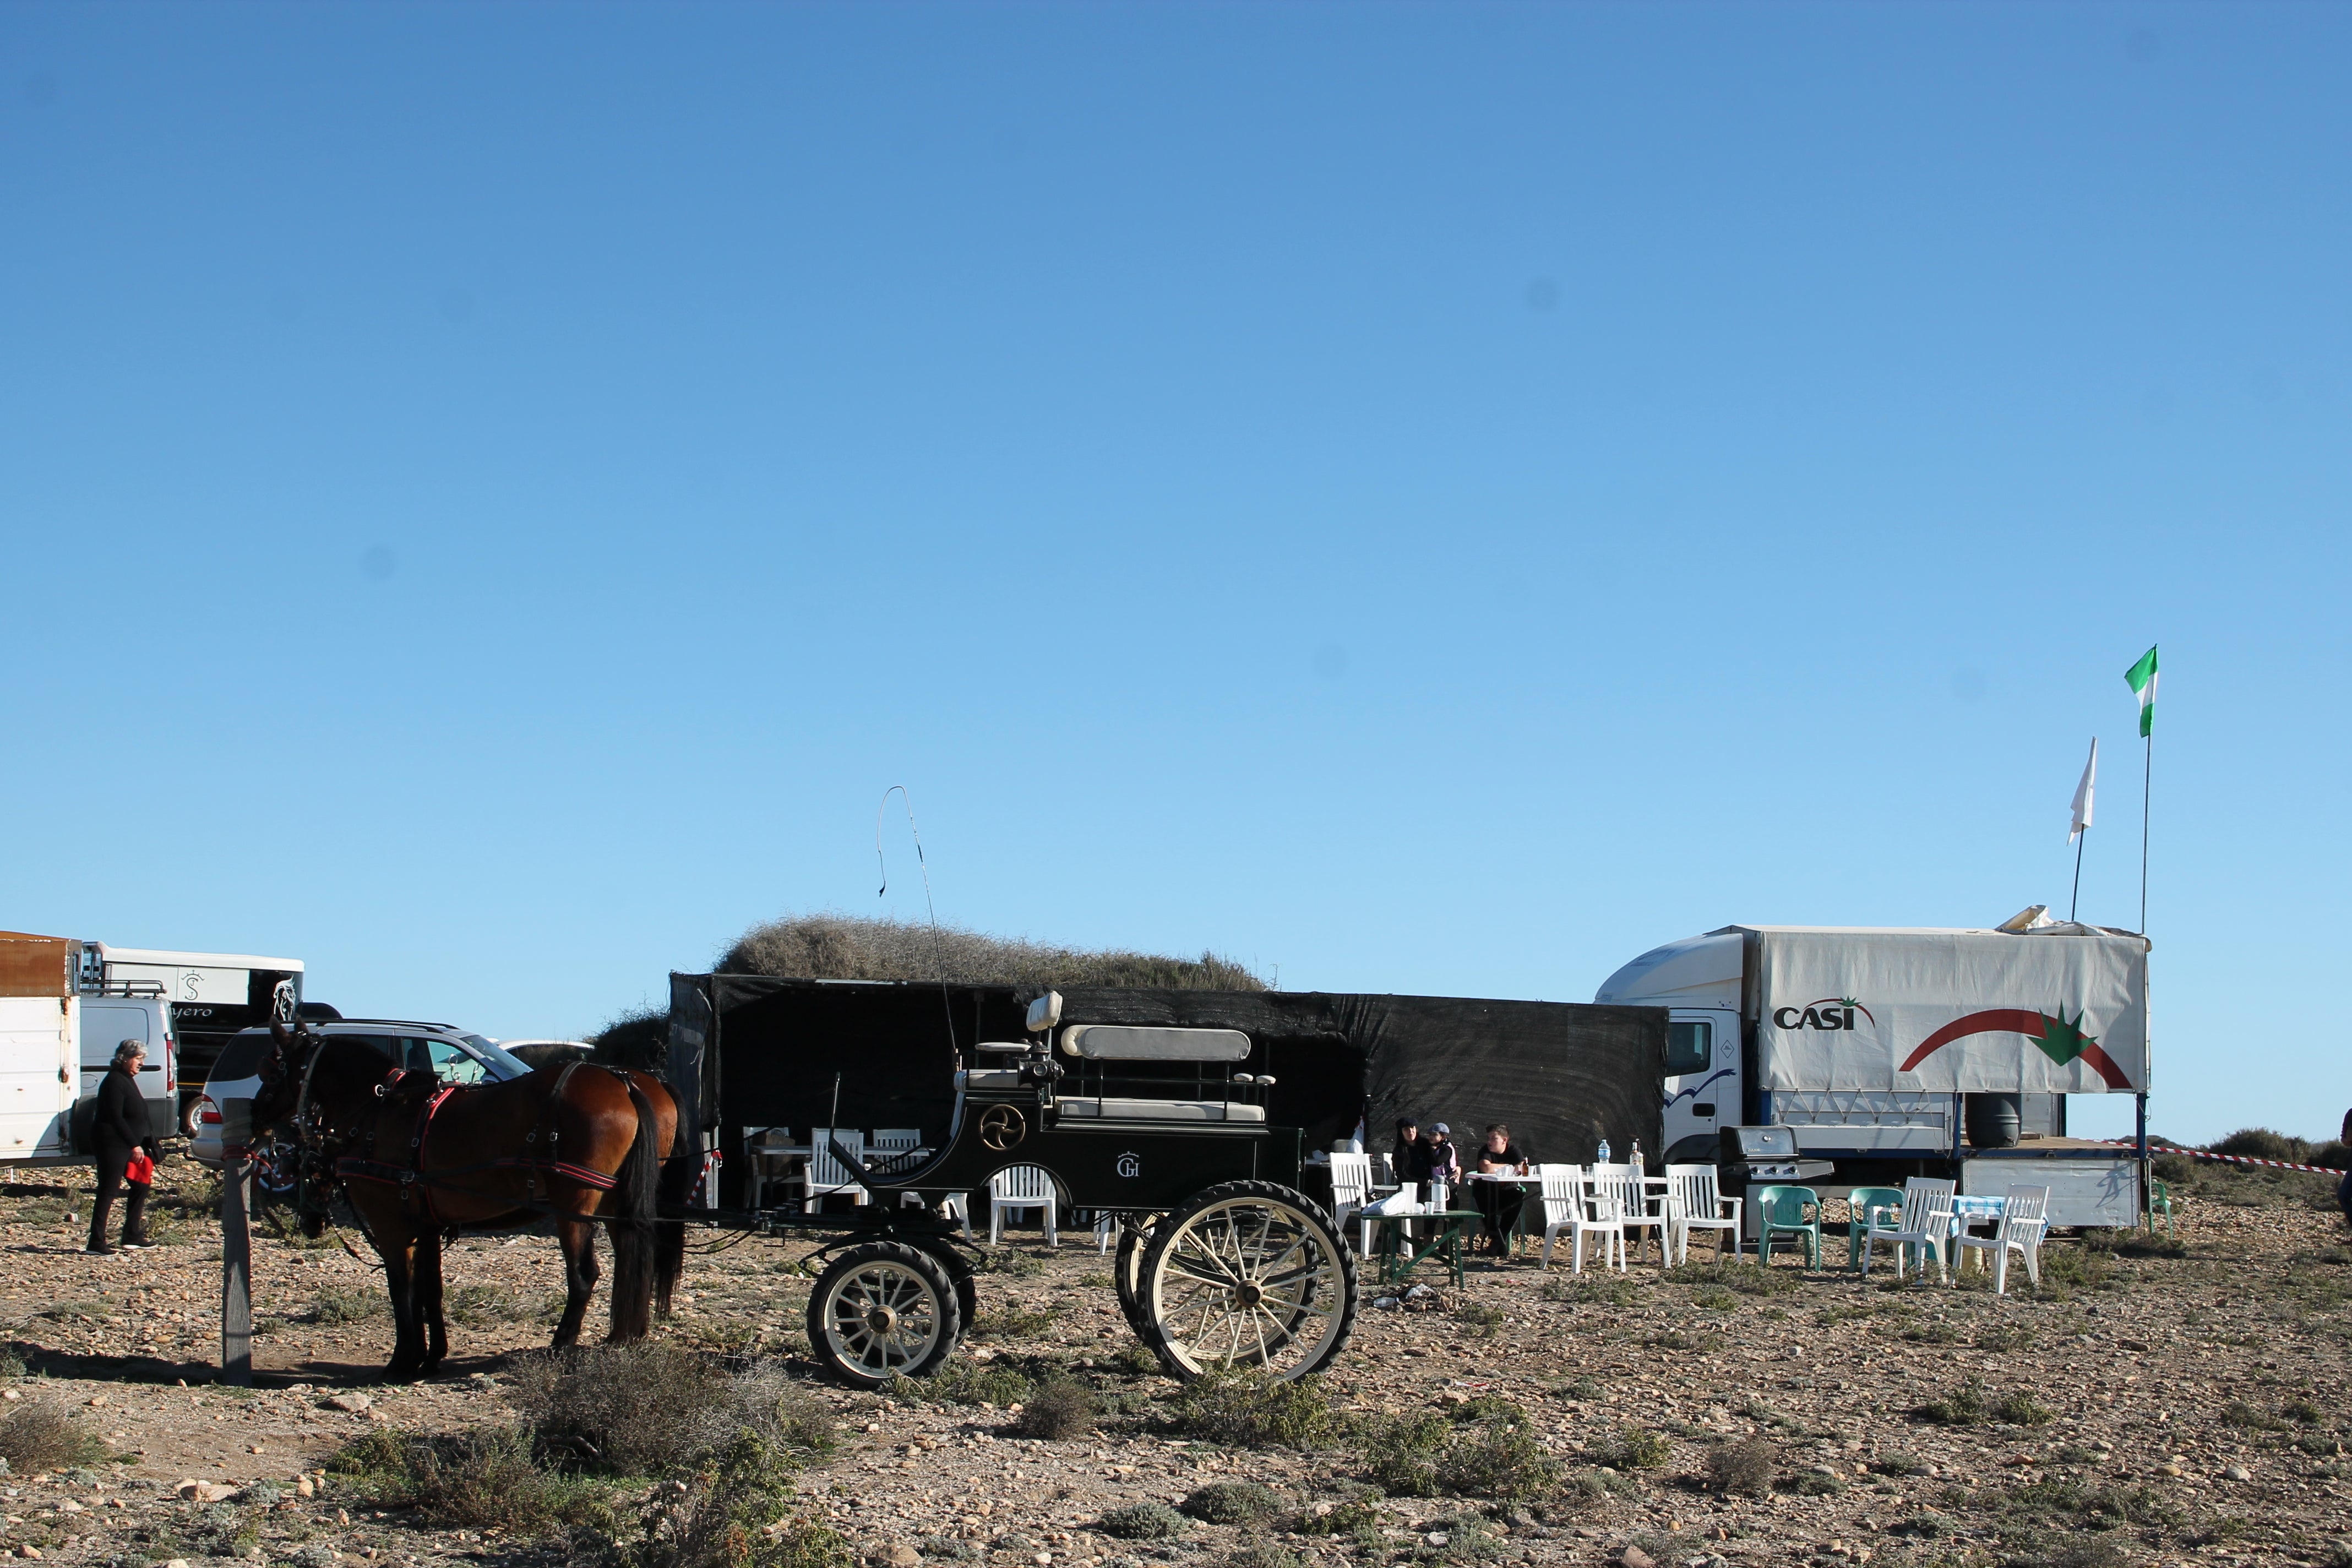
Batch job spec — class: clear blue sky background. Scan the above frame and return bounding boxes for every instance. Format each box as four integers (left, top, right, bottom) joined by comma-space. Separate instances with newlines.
5, 4, 2345, 1146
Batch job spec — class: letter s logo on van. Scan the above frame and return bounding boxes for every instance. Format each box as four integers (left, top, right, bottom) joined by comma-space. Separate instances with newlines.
1770, 997, 1877, 1031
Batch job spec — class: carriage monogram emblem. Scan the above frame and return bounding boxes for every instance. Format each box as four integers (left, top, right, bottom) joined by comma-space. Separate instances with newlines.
1116, 1152, 1141, 1178
978, 1104, 1027, 1151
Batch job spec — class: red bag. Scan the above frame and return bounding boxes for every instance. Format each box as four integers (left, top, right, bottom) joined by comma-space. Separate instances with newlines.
125, 1147, 155, 1186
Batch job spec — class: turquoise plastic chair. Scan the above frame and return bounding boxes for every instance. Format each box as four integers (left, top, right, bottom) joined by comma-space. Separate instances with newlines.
1755, 1185, 1822, 1270
1845, 1185, 1908, 1271
2147, 1178, 2174, 1238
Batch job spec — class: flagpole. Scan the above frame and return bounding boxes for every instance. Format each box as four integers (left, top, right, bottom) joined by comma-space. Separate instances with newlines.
2139, 730, 2152, 935
2070, 830, 2086, 923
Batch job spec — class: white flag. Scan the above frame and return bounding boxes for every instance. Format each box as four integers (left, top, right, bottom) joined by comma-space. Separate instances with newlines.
2069, 738, 2098, 844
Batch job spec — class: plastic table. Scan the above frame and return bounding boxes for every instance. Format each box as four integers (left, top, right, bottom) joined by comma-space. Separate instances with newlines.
1366, 1208, 1483, 1288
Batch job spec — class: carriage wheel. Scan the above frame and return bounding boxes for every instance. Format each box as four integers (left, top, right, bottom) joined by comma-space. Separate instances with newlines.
1138, 1181, 1357, 1381
1113, 1215, 1163, 1336
805, 1242, 963, 1388
903, 1234, 981, 1330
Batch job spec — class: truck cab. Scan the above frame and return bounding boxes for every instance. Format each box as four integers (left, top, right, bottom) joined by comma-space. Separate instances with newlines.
1595, 931, 1744, 1167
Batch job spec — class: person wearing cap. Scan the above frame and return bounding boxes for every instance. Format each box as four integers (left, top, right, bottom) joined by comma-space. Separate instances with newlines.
88, 1038, 157, 1254
1422, 1121, 1462, 1196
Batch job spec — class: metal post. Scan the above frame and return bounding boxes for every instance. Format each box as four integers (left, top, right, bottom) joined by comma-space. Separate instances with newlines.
2135, 1092, 2150, 1231
220, 1153, 253, 1386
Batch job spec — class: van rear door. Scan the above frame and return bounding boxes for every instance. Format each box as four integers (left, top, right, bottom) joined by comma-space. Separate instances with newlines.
1, 997, 76, 1160
78, 1000, 174, 1141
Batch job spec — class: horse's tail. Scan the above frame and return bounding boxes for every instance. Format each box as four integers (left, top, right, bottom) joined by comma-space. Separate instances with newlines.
606, 1075, 662, 1341
652, 1079, 689, 1318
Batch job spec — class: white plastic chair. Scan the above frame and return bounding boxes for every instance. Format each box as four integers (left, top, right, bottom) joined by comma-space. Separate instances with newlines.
988, 1164, 1059, 1246
1591, 1162, 1669, 1266
1537, 1163, 1625, 1273
1663, 1163, 1742, 1264
1954, 1185, 2049, 1294
870, 1128, 922, 1159
1861, 1177, 1957, 1283
1092, 1210, 1116, 1253
796, 1129, 868, 1212
1329, 1152, 1376, 1253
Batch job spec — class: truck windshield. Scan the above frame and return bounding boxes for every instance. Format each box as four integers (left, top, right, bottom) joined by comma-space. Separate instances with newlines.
463, 1034, 531, 1078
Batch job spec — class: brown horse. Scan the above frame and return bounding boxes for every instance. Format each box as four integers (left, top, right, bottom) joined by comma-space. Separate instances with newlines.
249, 1020, 683, 1380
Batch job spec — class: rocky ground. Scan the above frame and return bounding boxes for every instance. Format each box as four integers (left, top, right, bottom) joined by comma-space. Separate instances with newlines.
2, 1157, 2348, 1568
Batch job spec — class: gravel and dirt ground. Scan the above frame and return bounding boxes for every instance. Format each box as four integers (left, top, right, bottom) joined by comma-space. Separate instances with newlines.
3, 1158, 2349, 1568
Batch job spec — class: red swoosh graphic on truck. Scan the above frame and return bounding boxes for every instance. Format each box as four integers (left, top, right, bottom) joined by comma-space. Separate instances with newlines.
1898, 1009, 2135, 1090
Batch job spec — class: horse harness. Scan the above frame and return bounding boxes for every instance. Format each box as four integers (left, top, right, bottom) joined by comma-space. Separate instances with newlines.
331, 1057, 627, 1224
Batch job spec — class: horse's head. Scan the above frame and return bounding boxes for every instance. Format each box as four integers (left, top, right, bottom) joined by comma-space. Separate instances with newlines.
249, 1016, 315, 1131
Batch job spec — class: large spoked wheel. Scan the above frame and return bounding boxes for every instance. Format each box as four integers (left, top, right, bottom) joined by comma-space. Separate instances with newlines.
1139, 1180, 1357, 1381
805, 1242, 963, 1388
1112, 1215, 1162, 1336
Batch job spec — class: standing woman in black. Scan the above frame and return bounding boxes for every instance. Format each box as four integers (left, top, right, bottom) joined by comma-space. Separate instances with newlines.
88, 1039, 155, 1254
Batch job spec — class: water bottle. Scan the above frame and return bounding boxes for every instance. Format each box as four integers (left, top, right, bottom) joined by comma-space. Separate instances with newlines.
1597, 1139, 1612, 1164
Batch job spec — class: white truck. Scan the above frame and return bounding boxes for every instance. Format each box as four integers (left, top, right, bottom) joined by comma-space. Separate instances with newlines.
76, 943, 307, 1133
1596, 912, 2150, 1229
2, 932, 82, 1162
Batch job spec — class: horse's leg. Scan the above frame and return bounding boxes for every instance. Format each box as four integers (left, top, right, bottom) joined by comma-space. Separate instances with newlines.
379, 1222, 427, 1381
551, 1217, 598, 1350
416, 1230, 449, 1374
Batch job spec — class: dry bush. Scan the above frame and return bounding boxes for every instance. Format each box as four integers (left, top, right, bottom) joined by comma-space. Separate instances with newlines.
620, 1430, 848, 1568
1015, 1379, 1098, 1441
718, 913, 1266, 991
0, 1401, 106, 1472
1705, 1437, 1777, 1496
510, 1349, 834, 1479
1166, 1371, 1336, 1450
1182, 1480, 1282, 1524
328, 1425, 609, 1534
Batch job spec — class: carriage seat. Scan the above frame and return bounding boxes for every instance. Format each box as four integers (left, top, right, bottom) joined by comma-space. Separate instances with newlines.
1055, 1097, 1266, 1124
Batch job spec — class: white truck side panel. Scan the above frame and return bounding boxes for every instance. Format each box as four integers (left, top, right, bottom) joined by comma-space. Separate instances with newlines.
0, 996, 77, 1160
1752, 928, 2148, 1094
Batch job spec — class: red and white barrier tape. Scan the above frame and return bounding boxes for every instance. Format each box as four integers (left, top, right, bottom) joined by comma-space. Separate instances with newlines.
2088, 1139, 2346, 1177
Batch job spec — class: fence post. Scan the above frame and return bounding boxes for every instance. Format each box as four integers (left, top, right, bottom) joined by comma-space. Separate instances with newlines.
221, 1153, 253, 1387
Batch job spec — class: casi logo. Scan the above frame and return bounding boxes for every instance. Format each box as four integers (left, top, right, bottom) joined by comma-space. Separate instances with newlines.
1770, 997, 1877, 1031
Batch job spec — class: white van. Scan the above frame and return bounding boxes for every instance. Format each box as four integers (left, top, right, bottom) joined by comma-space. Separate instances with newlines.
73, 990, 178, 1145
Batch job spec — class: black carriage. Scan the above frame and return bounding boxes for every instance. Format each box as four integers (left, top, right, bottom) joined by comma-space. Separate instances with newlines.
662, 973, 1663, 1390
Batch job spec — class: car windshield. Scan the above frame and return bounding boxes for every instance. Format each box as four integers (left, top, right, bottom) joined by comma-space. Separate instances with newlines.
463, 1034, 531, 1078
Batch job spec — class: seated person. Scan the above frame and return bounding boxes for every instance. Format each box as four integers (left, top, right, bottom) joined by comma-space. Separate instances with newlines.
1469, 1122, 1531, 1255
1392, 1117, 1423, 1189
1422, 1121, 1462, 1199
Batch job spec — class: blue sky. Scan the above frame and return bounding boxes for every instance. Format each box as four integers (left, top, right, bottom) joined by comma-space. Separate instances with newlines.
4, 4, 2346, 1145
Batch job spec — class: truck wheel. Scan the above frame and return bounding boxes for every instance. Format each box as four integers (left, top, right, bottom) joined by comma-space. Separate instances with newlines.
805, 1242, 963, 1389
1137, 1180, 1357, 1382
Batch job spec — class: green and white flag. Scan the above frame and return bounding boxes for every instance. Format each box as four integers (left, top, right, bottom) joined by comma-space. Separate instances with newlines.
2125, 645, 2158, 737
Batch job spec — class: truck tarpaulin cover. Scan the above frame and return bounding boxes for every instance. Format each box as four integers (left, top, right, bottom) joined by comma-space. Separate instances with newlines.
1749, 928, 2149, 1094
666, 974, 1662, 1184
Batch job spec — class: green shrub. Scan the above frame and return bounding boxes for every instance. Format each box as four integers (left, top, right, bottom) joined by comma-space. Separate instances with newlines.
974, 1249, 1047, 1278
446, 1283, 519, 1327
1705, 1438, 1776, 1495
0, 1401, 107, 1472
1990, 1389, 2052, 1427
2214, 1128, 2309, 1163
1434, 1419, 1556, 1500
914, 1358, 1036, 1408
1355, 1412, 1451, 1496
1166, 1371, 1337, 1450
1661, 1259, 1796, 1295
508, 1342, 734, 1475
328, 1426, 610, 1534
719, 913, 1266, 992
969, 1305, 1060, 1340
309, 1287, 387, 1325
1224, 1538, 1299, 1568
1451, 1300, 1506, 1336
1294, 1498, 1381, 1537
1015, 1379, 1097, 1441
1539, 1275, 1637, 1306
622, 1430, 848, 1568
1913, 1381, 1990, 1425
1098, 1502, 1189, 1540
1594, 1425, 1672, 1471
1182, 1480, 1282, 1525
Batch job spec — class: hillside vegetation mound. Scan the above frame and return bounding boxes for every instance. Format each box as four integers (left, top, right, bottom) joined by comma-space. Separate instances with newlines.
592, 913, 1264, 1066
717, 912, 1266, 992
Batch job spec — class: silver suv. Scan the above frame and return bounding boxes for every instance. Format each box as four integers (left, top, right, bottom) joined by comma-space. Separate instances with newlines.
189, 1020, 532, 1168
